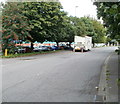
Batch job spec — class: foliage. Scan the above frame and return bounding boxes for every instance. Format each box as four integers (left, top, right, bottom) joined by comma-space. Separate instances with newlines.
61, 16, 76, 43
69, 16, 86, 37
77, 17, 106, 44
1, 1, 108, 53
80, 17, 95, 37
91, 18, 107, 43
1, 2, 32, 52
23, 2, 67, 43
55, 16, 106, 45
94, 2, 120, 41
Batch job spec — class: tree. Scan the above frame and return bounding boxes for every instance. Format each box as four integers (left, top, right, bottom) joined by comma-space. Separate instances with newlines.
1, 2, 32, 53
62, 16, 76, 46
63, 16, 106, 46
23, 2, 67, 46
94, 2, 120, 42
91, 18, 107, 43
62, 16, 88, 47
69, 16, 86, 37
79, 17, 106, 46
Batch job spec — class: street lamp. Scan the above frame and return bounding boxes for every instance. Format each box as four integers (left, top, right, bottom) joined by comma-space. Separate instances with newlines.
75, 6, 78, 17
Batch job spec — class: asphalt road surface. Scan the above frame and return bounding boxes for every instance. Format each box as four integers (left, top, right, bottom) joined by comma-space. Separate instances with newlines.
2, 47, 117, 102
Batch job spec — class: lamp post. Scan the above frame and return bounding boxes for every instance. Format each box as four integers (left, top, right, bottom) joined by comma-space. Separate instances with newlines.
75, 6, 78, 17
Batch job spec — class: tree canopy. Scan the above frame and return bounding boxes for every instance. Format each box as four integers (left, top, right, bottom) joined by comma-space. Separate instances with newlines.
23, 2, 67, 43
94, 2, 120, 41
1, 1, 107, 52
1, 2, 32, 51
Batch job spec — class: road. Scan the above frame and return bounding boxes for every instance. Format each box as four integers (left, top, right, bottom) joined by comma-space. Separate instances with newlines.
2, 47, 117, 102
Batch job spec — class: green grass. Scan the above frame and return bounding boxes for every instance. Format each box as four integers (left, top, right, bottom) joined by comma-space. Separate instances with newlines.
0, 50, 62, 58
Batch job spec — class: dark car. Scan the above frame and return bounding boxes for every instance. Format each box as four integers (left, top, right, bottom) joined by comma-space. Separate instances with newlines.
7, 46, 26, 54
51, 46, 60, 50
59, 44, 71, 50
46, 46, 60, 51
14, 47, 26, 54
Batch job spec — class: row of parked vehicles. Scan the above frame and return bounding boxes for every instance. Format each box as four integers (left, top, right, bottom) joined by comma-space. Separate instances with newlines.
12, 44, 72, 54
33, 46, 60, 52
8, 35, 93, 54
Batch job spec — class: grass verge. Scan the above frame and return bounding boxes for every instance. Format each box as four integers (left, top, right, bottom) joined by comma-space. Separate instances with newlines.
0, 50, 62, 58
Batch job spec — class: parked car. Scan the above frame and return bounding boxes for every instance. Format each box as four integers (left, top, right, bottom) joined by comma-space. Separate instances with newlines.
9, 46, 26, 54
51, 46, 60, 50
45, 46, 53, 51
46, 46, 60, 51
33, 46, 50, 52
59, 44, 70, 50
14, 47, 26, 54
33, 46, 43, 52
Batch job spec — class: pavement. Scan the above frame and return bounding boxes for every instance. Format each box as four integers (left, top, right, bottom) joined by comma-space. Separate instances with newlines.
2, 46, 118, 102
97, 51, 118, 102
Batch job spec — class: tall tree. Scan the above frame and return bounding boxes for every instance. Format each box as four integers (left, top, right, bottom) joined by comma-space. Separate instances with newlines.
80, 17, 106, 45
91, 18, 107, 43
62, 16, 76, 45
69, 16, 86, 37
23, 2, 67, 46
94, 2, 120, 42
80, 17, 95, 37
1, 2, 32, 52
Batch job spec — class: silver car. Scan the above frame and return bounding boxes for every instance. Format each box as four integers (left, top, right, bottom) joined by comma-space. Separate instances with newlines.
33, 46, 49, 52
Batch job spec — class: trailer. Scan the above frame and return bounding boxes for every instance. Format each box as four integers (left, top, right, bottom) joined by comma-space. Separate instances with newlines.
74, 36, 92, 52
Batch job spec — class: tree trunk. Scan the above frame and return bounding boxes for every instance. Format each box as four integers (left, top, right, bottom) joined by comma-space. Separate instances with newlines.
31, 42, 34, 49
56, 42, 59, 47
68, 42, 73, 50
69, 42, 72, 47
92, 42, 95, 48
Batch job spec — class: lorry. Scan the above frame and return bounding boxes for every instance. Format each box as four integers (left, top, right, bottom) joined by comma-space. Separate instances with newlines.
73, 36, 92, 52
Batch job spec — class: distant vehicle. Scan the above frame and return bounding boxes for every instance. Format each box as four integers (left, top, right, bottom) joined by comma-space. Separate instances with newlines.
74, 36, 92, 52
59, 44, 70, 50
33, 46, 43, 52
94, 43, 106, 47
45, 46, 53, 51
33, 46, 50, 52
50, 46, 60, 50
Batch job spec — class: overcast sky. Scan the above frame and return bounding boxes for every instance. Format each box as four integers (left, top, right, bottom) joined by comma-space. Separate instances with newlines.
59, 0, 98, 19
